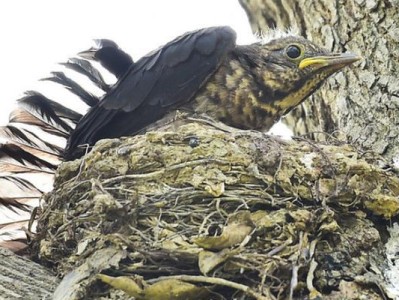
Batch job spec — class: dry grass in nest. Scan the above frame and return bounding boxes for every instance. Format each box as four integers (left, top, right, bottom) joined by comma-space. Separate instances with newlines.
33, 120, 399, 299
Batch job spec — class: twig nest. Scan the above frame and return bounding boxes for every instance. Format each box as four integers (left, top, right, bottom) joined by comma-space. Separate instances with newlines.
34, 120, 399, 299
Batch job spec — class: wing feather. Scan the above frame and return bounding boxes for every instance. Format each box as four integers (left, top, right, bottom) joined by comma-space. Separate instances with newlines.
61, 58, 110, 91
41, 72, 99, 107
103, 26, 236, 111
65, 26, 236, 159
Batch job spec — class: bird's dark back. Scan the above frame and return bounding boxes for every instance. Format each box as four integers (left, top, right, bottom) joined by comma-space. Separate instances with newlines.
64, 27, 360, 160
64, 26, 237, 160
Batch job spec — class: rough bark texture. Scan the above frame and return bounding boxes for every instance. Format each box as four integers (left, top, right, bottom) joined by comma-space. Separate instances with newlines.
0, 247, 59, 299
239, 0, 399, 163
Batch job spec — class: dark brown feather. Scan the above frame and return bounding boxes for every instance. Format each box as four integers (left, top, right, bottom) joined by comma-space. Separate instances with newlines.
64, 26, 237, 159
0, 40, 128, 214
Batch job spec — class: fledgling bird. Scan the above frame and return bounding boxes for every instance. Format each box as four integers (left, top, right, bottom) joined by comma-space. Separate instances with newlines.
64, 26, 360, 160
0, 26, 361, 251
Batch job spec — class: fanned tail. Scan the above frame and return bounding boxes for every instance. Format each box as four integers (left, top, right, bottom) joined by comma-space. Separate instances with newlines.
0, 39, 133, 251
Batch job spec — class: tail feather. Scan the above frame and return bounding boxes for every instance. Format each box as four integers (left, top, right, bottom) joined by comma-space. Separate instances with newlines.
61, 58, 110, 91
2, 142, 61, 167
0, 143, 57, 172
0, 39, 132, 251
41, 71, 99, 107
0, 214, 35, 253
0, 175, 43, 211
0, 197, 36, 213
14, 91, 83, 135
10, 108, 71, 138
0, 125, 63, 157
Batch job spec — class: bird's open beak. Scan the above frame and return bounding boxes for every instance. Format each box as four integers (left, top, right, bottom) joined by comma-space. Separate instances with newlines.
299, 52, 362, 70
78, 48, 97, 59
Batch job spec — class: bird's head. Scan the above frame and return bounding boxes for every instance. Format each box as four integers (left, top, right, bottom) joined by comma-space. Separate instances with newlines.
254, 36, 361, 114
78, 39, 120, 60
78, 39, 133, 78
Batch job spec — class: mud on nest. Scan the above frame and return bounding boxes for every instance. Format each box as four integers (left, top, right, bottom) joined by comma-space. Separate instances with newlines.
33, 120, 399, 299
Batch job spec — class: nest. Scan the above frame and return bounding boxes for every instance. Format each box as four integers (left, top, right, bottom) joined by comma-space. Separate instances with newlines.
33, 120, 399, 299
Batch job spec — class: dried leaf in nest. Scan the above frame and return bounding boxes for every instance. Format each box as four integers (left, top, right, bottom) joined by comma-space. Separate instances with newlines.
144, 279, 209, 300
97, 275, 210, 300
97, 274, 145, 298
194, 211, 254, 250
53, 248, 127, 300
33, 120, 399, 299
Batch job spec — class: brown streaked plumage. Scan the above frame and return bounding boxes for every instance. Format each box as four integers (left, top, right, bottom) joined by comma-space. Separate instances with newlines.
189, 36, 360, 131
63, 26, 360, 160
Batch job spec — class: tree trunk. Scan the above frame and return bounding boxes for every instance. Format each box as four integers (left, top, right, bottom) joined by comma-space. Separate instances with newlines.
0, 247, 59, 299
239, 0, 399, 163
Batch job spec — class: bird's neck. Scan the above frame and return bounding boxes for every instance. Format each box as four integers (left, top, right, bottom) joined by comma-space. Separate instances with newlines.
189, 50, 281, 131
231, 45, 321, 119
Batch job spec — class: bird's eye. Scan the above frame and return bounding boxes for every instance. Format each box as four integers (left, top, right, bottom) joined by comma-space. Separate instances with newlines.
285, 45, 302, 59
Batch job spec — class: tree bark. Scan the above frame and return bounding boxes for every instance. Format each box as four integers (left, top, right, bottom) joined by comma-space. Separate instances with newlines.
0, 247, 59, 299
239, 0, 399, 163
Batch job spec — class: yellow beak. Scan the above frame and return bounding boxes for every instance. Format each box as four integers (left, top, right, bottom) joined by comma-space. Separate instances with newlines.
299, 52, 362, 70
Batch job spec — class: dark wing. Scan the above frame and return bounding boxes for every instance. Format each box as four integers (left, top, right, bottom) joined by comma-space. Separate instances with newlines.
78, 39, 134, 79
64, 26, 237, 160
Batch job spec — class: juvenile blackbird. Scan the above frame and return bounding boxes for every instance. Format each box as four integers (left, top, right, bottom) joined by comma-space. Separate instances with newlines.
64, 26, 360, 160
